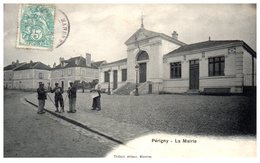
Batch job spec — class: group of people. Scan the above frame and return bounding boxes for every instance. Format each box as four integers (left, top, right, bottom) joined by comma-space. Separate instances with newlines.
36, 82, 101, 114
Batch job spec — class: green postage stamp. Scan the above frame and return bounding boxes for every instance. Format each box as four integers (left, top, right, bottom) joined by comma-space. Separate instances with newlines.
17, 4, 55, 50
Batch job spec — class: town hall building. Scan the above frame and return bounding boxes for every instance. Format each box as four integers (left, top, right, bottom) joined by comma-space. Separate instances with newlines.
98, 22, 256, 95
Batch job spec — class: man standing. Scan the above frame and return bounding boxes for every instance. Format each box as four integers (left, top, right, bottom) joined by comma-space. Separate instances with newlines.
50, 83, 64, 113
37, 82, 47, 114
67, 82, 77, 113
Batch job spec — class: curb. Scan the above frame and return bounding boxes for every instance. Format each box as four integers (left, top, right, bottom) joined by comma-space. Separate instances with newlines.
24, 98, 124, 145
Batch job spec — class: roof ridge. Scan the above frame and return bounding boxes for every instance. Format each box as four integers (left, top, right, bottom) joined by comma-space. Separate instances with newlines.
143, 28, 161, 34
182, 40, 242, 46
164, 40, 247, 58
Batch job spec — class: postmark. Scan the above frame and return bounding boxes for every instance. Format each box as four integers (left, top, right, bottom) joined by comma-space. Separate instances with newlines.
54, 9, 70, 48
17, 4, 55, 50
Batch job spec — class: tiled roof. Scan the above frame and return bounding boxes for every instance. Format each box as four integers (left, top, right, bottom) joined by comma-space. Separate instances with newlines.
53, 56, 105, 69
125, 27, 186, 46
102, 58, 127, 66
164, 40, 256, 58
4, 63, 25, 71
14, 62, 51, 71
53, 56, 89, 69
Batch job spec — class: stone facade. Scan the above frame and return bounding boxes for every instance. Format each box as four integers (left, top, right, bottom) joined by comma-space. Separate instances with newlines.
4, 61, 25, 89
13, 69, 51, 90
4, 69, 16, 89
50, 54, 102, 90
124, 27, 185, 94
11, 61, 51, 90
51, 67, 99, 90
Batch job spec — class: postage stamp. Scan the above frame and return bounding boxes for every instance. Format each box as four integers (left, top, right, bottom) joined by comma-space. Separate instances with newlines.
16, 4, 55, 50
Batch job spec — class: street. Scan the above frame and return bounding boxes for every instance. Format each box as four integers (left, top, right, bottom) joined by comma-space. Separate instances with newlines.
4, 90, 256, 157
4, 90, 114, 157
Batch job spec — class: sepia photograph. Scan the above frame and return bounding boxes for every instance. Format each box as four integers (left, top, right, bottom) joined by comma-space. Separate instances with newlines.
3, 3, 257, 158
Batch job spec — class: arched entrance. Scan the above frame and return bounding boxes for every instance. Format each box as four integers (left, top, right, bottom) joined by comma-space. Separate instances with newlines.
136, 50, 149, 83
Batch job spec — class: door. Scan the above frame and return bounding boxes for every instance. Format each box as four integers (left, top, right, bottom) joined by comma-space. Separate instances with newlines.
189, 60, 199, 89
61, 81, 64, 90
139, 63, 147, 83
113, 70, 118, 90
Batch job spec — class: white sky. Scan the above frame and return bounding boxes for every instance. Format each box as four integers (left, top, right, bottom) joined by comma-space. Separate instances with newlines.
4, 4, 256, 67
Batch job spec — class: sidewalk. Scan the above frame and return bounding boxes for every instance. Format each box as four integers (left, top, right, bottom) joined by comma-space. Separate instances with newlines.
24, 92, 152, 144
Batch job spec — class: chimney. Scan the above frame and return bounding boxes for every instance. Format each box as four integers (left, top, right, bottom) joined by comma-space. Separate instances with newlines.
53, 62, 56, 68
172, 31, 178, 40
16, 60, 19, 64
30, 60, 33, 64
12, 61, 15, 65
85, 53, 91, 67
60, 57, 64, 67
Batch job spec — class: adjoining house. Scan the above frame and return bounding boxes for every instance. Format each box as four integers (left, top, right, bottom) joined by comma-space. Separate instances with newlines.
99, 58, 127, 92
98, 24, 256, 95
163, 40, 256, 94
12, 61, 51, 90
4, 60, 26, 89
4, 54, 105, 91
51, 53, 106, 90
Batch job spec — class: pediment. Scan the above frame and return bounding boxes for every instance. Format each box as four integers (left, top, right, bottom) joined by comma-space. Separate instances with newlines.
125, 28, 186, 46
125, 28, 159, 45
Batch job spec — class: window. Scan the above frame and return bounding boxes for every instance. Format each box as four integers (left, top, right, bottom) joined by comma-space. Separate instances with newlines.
39, 72, 44, 79
81, 69, 85, 76
122, 69, 127, 81
208, 56, 225, 76
170, 62, 181, 78
61, 70, 64, 77
68, 69, 72, 76
104, 71, 109, 82
137, 51, 149, 61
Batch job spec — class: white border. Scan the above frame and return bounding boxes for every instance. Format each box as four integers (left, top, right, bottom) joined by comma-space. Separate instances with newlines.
1, 0, 259, 163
